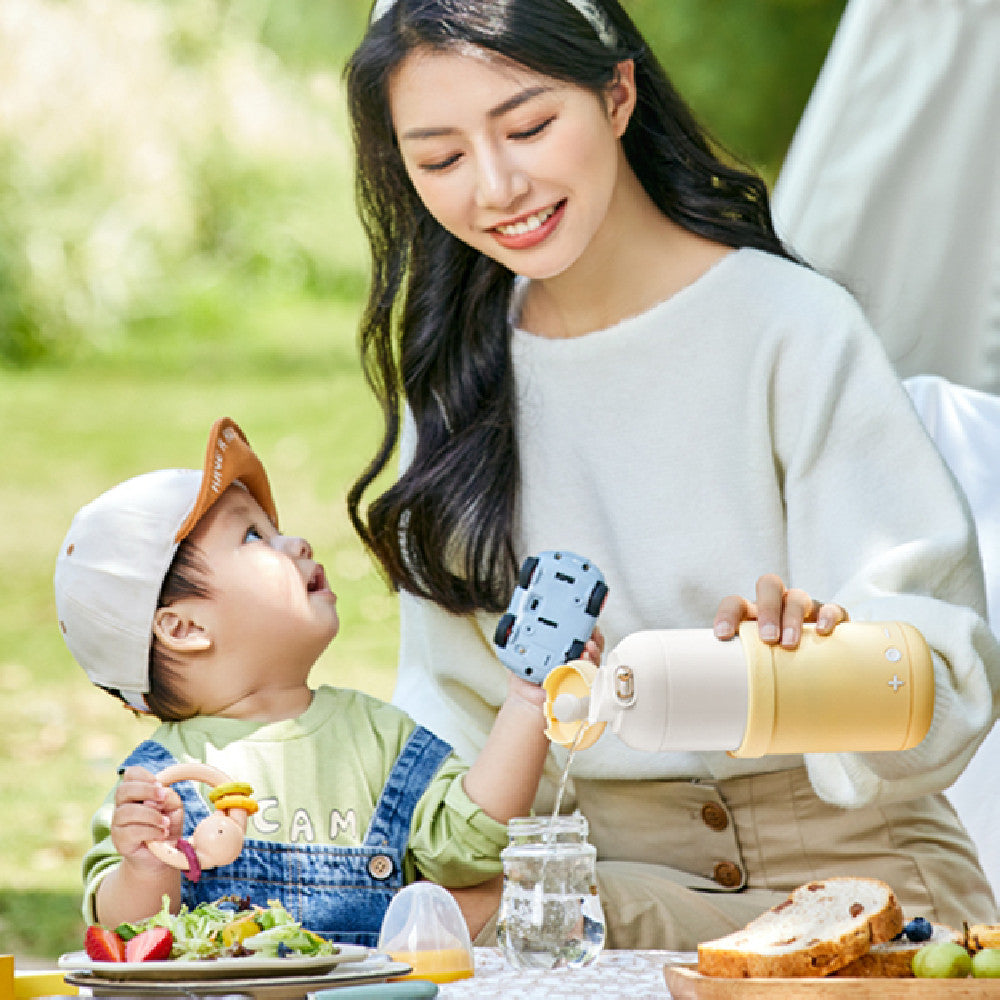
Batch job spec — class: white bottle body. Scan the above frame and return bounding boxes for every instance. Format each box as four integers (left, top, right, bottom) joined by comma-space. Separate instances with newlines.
544, 621, 935, 757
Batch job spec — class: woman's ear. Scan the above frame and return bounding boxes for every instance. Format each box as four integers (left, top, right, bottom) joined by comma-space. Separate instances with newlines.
606, 59, 637, 139
153, 607, 213, 654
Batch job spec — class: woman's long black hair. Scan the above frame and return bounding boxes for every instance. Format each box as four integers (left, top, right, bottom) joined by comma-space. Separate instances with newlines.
345, 0, 795, 615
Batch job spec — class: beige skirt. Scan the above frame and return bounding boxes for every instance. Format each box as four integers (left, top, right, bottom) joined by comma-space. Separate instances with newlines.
541, 767, 998, 950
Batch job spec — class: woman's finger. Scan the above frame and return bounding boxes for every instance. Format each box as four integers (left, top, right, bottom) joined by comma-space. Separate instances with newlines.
713, 594, 755, 640
815, 601, 849, 634
779, 587, 815, 647
754, 574, 787, 643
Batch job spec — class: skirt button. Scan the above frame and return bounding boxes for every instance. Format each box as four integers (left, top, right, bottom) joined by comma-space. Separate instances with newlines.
701, 802, 729, 831
713, 860, 743, 888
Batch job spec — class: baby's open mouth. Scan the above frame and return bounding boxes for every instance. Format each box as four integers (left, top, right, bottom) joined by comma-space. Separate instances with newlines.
307, 565, 328, 593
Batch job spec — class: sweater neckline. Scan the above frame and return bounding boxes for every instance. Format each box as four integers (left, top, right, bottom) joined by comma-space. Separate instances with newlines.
511, 246, 746, 344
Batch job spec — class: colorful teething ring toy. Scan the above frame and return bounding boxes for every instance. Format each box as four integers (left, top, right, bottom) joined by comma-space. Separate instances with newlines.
145, 762, 257, 882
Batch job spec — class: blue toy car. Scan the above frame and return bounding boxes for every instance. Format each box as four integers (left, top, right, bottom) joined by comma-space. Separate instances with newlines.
493, 550, 608, 684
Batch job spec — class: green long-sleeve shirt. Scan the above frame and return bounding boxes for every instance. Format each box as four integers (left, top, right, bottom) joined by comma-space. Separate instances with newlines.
83, 685, 507, 922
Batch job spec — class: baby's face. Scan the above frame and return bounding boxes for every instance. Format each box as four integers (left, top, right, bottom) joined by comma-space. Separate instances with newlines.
174, 484, 339, 711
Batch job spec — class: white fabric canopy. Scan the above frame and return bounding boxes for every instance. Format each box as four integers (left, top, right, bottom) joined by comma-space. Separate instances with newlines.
905, 376, 1000, 900
774, 0, 1000, 391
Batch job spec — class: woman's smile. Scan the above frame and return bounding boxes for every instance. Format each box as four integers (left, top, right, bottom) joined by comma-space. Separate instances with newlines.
489, 199, 566, 249
390, 47, 632, 283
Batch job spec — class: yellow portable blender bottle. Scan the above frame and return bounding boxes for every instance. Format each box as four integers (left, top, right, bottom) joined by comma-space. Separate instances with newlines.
543, 620, 935, 756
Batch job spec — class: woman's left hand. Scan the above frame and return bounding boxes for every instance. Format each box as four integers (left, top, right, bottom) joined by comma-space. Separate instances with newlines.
713, 573, 848, 648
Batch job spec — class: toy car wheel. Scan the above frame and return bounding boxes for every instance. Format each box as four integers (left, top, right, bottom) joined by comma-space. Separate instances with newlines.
518, 556, 539, 589
565, 639, 586, 661
494, 613, 516, 648
586, 580, 609, 616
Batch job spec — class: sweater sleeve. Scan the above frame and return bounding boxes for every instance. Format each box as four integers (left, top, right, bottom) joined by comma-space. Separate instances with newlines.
772, 289, 1000, 807
404, 754, 509, 886
81, 792, 119, 924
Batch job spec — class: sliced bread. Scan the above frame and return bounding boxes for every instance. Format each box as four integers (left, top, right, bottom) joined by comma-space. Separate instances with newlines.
697, 877, 903, 978
835, 922, 962, 977
967, 923, 1000, 952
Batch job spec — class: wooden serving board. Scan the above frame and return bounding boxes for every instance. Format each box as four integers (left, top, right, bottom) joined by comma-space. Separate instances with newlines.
664, 964, 1000, 999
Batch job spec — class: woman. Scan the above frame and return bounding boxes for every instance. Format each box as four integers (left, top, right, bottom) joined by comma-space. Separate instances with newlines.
345, 0, 1000, 948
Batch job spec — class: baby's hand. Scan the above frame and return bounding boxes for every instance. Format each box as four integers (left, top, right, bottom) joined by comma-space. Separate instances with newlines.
579, 625, 605, 666
110, 766, 184, 869
713, 573, 848, 649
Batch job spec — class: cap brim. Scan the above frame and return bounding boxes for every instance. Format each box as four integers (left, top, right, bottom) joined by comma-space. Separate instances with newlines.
174, 417, 278, 541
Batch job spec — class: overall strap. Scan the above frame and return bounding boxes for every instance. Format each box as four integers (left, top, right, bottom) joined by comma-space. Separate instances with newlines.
118, 739, 212, 833
364, 726, 452, 855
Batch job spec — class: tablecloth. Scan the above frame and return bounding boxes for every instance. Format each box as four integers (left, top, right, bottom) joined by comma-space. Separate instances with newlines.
438, 948, 693, 999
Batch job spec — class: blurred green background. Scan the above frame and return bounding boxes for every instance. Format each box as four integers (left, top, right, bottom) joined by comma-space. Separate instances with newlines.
0, 0, 847, 962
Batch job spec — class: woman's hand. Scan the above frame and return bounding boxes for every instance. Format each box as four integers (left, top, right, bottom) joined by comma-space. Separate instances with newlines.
713, 573, 848, 649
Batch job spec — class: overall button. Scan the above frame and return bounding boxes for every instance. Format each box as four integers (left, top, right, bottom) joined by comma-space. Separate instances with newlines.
368, 854, 394, 880
713, 861, 742, 888
701, 802, 729, 831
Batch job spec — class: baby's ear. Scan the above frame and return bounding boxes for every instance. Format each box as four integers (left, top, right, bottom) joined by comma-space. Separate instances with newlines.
153, 607, 213, 653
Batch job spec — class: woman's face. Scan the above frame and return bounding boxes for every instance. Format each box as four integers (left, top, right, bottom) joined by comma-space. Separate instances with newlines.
389, 46, 635, 282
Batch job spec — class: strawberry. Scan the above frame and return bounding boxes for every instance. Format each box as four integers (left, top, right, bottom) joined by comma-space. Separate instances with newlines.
125, 926, 174, 963
85, 925, 125, 962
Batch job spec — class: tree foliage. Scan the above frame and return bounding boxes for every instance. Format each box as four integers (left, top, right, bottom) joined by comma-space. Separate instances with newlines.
0, 0, 846, 365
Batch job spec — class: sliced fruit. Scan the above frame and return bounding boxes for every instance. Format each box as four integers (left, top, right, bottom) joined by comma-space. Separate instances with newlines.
124, 926, 174, 962
221, 913, 262, 948
85, 925, 126, 962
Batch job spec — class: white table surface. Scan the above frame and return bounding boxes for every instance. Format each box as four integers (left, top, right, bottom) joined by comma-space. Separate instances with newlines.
438, 948, 693, 999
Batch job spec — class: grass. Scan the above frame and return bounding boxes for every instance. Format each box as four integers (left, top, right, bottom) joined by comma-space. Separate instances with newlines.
0, 290, 400, 962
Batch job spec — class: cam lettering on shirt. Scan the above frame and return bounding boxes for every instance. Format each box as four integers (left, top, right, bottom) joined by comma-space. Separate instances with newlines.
330, 809, 357, 840
253, 798, 281, 835
248, 798, 359, 843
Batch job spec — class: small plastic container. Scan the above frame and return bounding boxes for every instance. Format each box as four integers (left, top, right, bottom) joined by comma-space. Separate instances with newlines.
378, 882, 474, 984
497, 814, 606, 970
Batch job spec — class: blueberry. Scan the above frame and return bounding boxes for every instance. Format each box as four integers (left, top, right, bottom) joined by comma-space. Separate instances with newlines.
277, 942, 292, 958
905, 917, 933, 942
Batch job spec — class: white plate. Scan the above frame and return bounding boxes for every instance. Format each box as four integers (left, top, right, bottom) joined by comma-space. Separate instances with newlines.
58, 946, 368, 981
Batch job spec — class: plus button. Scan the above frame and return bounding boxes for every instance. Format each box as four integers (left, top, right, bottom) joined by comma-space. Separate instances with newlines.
888, 674, 905, 692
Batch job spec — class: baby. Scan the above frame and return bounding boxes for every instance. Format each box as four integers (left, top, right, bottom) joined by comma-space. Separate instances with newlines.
55, 418, 553, 945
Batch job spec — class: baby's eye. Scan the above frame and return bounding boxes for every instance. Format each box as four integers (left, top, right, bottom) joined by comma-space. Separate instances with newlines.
244, 525, 264, 543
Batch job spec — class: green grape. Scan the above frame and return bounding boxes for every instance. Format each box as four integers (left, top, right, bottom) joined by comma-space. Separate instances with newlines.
972, 948, 1000, 978
912, 941, 972, 978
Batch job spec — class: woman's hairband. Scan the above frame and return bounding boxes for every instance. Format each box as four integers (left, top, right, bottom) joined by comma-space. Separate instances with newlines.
369, 0, 618, 50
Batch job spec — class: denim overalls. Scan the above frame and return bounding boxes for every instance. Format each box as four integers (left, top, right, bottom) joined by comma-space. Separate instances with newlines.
121, 725, 453, 946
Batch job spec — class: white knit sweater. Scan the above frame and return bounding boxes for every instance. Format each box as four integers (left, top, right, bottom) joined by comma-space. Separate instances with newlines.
393, 248, 1000, 808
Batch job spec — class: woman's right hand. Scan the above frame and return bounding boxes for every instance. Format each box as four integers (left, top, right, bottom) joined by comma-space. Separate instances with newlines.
110, 765, 184, 867
713, 573, 848, 649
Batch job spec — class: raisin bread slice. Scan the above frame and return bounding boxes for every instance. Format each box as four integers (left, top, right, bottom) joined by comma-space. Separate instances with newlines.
835, 923, 962, 977
697, 877, 903, 978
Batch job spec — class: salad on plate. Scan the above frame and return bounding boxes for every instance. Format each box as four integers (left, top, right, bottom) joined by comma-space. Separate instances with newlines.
86, 895, 336, 963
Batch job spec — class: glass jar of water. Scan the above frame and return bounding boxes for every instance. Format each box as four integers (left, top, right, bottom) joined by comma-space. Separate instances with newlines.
497, 813, 605, 970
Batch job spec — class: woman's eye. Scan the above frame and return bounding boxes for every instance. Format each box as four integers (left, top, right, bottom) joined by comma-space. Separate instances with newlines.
422, 152, 462, 173
510, 117, 554, 141
244, 525, 264, 543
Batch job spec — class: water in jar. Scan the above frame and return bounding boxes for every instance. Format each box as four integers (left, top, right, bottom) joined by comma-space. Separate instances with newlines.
497, 814, 606, 970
